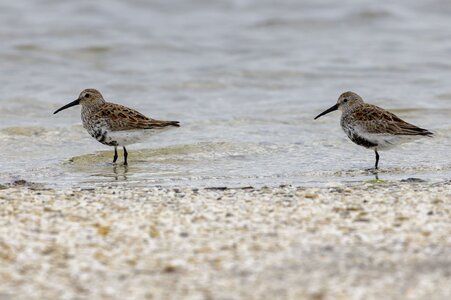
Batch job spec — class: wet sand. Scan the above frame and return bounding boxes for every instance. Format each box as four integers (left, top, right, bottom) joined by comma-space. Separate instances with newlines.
0, 181, 450, 299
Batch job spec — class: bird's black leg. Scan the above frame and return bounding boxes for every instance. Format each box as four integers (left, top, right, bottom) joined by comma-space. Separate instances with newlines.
123, 146, 128, 165
113, 146, 118, 163
375, 149, 380, 170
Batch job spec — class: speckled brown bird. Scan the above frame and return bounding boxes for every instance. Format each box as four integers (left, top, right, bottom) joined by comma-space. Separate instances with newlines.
314, 91, 432, 169
54, 89, 180, 165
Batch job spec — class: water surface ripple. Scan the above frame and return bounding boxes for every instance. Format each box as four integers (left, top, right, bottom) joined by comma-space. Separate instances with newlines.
1, 0, 450, 187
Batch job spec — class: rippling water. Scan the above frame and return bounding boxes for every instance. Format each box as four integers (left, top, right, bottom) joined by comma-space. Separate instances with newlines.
1, 0, 450, 187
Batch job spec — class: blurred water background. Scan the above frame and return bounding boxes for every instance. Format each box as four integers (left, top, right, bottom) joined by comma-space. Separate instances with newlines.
0, 0, 450, 187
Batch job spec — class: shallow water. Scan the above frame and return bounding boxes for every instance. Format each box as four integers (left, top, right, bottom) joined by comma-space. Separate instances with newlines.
1, 0, 450, 188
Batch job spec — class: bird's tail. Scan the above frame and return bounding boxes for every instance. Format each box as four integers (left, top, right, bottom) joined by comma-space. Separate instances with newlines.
145, 120, 180, 129
166, 121, 180, 127
397, 124, 433, 137
415, 128, 433, 136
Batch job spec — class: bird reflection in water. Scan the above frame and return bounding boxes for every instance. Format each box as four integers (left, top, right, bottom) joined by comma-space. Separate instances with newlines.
112, 164, 128, 181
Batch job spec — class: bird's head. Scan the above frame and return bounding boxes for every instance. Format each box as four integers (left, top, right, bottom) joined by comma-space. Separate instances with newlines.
314, 91, 364, 119
54, 88, 105, 114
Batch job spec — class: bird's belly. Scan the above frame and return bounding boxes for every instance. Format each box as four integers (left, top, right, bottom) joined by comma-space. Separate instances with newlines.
101, 130, 156, 146
87, 128, 118, 146
348, 133, 378, 149
366, 134, 421, 150
342, 126, 378, 149
87, 125, 169, 146
343, 126, 420, 151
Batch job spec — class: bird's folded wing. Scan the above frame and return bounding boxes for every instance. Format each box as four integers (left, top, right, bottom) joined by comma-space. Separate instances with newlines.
95, 103, 180, 131
353, 105, 432, 136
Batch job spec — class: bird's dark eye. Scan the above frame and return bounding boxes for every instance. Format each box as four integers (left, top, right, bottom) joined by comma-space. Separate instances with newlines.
343, 98, 348, 103
85, 94, 90, 98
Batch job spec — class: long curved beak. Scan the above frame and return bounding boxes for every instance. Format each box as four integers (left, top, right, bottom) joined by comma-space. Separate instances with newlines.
53, 99, 80, 114
314, 104, 339, 120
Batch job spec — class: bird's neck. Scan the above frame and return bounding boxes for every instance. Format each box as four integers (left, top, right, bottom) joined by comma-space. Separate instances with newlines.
81, 101, 105, 115
342, 102, 365, 116
81, 102, 106, 128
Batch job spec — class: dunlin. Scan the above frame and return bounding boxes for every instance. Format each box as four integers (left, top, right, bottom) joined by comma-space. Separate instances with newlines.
314, 91, 433, 169
54, 89, 180, 165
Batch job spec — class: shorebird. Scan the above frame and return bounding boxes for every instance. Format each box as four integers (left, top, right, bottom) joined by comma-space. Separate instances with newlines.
54, 89, 180, 165
314, 91, 432, 169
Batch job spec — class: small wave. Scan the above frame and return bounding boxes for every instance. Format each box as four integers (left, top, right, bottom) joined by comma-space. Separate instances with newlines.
0, 126, 50, 137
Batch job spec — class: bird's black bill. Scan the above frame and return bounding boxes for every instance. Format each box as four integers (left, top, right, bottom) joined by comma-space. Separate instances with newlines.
314, 104, 339, 120
53, 99, 80, 114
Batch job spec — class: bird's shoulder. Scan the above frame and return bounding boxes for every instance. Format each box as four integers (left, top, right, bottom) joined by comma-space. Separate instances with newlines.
96, 102, 150, 120
348, 104, 430, 135
95, 102, 179, 131
349, 104, 402, 123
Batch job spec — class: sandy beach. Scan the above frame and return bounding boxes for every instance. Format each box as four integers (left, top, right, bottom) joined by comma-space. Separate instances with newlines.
0, 181, 450, 300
